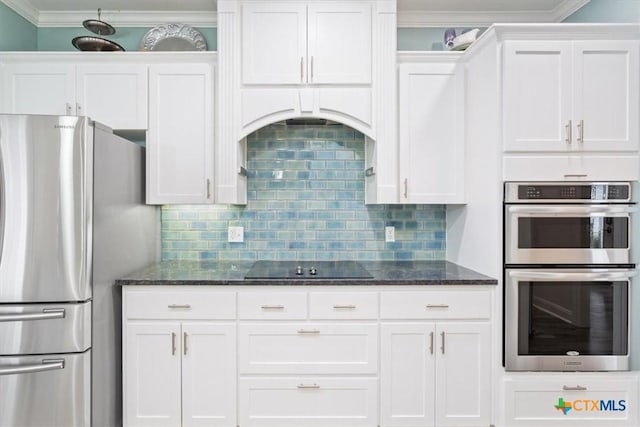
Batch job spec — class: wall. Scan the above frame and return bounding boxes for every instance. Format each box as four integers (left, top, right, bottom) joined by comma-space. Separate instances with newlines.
563, 0, 640, 22
37, 26, 216, 52
0, 2, 36, 50
162, 123, 446, 261
1, 1, 637, 51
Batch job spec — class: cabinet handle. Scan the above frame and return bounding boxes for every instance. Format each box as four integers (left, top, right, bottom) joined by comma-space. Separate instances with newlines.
76, 103, 82, 114
183, 332, 188, 356
577, 119, 584, 143
260, 305, 284, 310
441, 331, 445, 354
300, 57, 304, 83
65, 103, 73, 115
206, 179, 211, 199
563, 385, 587, 391
426, 304, 449, 309
297, 383, 320, 389
311, 56, 314, 82
565, 119, 572, 144
404, 178, 408, 199
168, 304, 191, 309
429, 331, 434, 355
297, 329, 320, 334
333, 304, 356, 309
563, 174, 588, 178
171, 332, 177, 355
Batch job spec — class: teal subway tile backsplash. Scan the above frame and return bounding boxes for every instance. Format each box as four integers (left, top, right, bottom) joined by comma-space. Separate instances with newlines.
161, 122, 446, 261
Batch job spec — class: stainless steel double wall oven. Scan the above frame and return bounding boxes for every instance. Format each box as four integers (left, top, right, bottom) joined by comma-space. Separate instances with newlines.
504, 182, 636, 371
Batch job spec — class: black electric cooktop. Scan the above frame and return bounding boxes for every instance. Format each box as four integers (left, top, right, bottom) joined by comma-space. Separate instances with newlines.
244, 260, 373, 280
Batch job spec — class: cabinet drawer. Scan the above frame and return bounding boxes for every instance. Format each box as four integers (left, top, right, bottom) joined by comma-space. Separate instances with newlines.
505, 376, 639, 426
125, 289, 236, 320
309, 292, 378, 319
380, 290, 491, 319
238, 291, 307, 319
239, 323, 378, 374
238, 377, 377, 427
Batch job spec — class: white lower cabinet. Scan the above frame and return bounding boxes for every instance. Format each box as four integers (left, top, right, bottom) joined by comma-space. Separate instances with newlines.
505, 375, 639, 426
239, 377, 378, 427
123, 288, 237, 427
124, 286, 494, 427
380, 322, 491, 427
238, 323, 378, 374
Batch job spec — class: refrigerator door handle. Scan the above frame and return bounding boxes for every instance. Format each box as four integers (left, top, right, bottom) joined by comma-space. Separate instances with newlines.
0, 359, 65, 376
0, 308, 65, 322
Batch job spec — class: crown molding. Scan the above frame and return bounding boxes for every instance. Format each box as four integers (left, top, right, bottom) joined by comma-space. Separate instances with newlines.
1, 0, 39, 25
3, 0, 589, 29
397, 0, 591, 27
1, 0, 217, 27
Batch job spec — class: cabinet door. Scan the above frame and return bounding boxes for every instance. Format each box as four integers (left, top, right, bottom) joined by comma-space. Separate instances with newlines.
76, 64, 147, 129
434, 322, 491, 427
503, 41, 572, 152
380, 323, 436, 427
147, 63, 214, 204
1, 62, 74, 115
307, 3, 372, 84
182, 323, 236, 427
398, 62, 464, 203
573, 40, 639, 152
242, 2, 307, 85
124, 322, 181, 427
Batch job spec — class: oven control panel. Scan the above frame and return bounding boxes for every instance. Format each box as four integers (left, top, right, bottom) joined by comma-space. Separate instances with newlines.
505, 182, 632, 203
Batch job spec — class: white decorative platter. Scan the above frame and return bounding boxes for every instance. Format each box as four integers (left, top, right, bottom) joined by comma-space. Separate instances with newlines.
139, 23, 207, 51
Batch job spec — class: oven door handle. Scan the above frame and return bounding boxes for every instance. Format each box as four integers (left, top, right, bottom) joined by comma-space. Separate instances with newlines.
507, 205, 637, 215
509, 270, 638, 281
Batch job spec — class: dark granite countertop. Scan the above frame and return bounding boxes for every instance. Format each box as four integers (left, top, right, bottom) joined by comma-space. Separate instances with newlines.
116, 260, 497, 286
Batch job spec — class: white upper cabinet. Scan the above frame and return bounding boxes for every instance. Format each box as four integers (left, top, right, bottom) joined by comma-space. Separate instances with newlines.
503, 40, 639, 153
76, 64, 148, 130
307, 3, 371, 84
1, 57, 147, 130
217, 0, 397, 204
242, 2, 307, 85
398, 59, 465, 204
146, 62, 214, 205
1, 62, 75, 116
242, 2, 371, 86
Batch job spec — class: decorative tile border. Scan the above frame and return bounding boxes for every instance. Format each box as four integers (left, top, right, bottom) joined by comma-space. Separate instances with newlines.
162, 122, 446, 261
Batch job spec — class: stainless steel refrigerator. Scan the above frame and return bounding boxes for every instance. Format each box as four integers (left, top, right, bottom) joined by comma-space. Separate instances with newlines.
0, 115, 159, 427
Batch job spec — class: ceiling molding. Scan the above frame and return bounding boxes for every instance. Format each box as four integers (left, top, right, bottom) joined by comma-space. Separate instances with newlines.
1, 0, 39, 26
37, 10, 217, 28
3, 0, 590, 29
397, 0, 592, 28
549, 0, 592, 22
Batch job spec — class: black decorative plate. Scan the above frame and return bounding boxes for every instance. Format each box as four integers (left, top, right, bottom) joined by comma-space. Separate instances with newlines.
72, 36, 125, 52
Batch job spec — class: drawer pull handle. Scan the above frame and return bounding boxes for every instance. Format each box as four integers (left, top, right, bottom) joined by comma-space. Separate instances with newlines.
426, 304, 449, 309
261, 305, 285, 310
298, 383, 320, 389
298, 329, 320, 334
563, 385, 587, 391
333, 305, 356, 309
168, 304, 191, 309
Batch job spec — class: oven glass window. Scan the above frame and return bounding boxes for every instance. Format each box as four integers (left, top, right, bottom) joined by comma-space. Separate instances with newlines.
518, 217, 628, 249
517, 281, 628, 356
